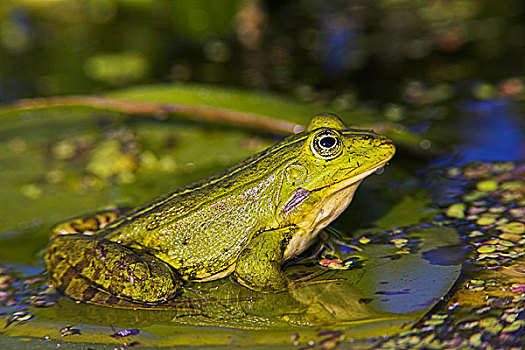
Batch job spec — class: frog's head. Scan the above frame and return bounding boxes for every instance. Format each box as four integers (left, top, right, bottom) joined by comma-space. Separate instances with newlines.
275, 113, 395, 238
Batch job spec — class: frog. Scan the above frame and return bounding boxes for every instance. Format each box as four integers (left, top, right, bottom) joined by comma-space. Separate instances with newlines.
45, 113, 395, 308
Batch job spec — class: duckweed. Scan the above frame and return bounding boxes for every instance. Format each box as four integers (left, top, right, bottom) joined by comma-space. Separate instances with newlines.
446, 203, 466, 218
499, 222, 525, 234
476, 180, 498, 191
477, 245, 496, 253
375, 162, 525, 349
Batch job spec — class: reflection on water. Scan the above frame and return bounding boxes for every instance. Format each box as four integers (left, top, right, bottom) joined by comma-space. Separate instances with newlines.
458, 99, 524, 162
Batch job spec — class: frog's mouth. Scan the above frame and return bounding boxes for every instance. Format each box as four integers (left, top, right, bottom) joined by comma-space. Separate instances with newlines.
316, 159, 391, 192
282, 160, 390, 214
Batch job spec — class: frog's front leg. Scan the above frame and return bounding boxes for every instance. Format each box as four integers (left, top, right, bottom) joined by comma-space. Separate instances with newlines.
234, 226, 296, 293
45, 234, 182, 306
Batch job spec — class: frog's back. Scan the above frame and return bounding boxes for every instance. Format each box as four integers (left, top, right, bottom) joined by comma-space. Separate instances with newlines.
102, 135, 303, 280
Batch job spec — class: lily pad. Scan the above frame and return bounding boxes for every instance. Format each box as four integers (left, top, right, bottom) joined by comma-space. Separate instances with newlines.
0, 225, 460, 348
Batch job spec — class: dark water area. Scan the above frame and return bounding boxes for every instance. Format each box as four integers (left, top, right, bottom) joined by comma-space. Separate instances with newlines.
457, 99, 524, 162
422, 244, 466, 266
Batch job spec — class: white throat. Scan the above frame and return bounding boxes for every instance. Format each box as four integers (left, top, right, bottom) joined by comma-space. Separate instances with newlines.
282, 162, 387, 260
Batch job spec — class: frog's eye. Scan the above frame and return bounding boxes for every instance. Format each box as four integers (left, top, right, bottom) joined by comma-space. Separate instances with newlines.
311, 130, 342, 159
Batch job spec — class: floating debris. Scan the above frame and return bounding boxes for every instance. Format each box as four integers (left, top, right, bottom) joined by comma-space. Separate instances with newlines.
318, 254, 364, 270
4, 311, 33, 328
110, 328, 140, 339
60, 325, 81, 337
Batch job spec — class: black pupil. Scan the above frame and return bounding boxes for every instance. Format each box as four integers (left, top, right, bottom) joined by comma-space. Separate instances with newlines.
320, 136, 336, 148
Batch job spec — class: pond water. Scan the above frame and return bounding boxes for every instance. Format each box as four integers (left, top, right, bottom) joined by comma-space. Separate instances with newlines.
0, 1, 524, 349
456, 99, 524, 163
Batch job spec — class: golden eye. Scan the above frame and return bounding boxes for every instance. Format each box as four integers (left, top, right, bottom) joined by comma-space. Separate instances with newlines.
311, 130, 342, 159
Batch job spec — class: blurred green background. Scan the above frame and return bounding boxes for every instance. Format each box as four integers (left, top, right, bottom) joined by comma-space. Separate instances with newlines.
1, 0, 524, 104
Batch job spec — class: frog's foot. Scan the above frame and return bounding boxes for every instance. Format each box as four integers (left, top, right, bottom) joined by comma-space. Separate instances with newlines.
46, 234, 182, 307
50, 209, 124, 239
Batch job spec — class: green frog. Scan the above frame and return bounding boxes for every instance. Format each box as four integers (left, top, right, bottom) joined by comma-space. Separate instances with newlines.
45, 114, 395, 308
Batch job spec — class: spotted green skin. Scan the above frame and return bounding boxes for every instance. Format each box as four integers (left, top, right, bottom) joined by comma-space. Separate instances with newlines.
45, 114, 395, 308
